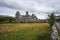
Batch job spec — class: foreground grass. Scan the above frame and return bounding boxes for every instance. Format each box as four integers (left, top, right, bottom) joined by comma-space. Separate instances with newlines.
0, 23, 51, 40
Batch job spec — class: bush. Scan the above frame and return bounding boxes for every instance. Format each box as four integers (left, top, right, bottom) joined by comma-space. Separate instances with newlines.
47, 13, 55, 26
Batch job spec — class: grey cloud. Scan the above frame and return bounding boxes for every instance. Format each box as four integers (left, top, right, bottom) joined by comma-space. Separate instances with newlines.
0, 0, 36, 12
0, 0, 56, 13
0, 0, 60, 18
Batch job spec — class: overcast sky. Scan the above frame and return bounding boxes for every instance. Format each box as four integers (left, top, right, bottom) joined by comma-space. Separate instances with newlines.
0, 0, 60, 19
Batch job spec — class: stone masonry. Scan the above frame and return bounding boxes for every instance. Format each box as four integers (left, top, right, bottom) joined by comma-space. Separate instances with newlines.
15, 11, 40, 23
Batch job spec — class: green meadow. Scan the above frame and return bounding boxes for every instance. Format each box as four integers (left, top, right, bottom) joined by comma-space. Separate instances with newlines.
0, 23, 51, 40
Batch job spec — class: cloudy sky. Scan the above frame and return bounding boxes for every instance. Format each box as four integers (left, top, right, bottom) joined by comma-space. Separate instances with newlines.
0, 0, 60, 19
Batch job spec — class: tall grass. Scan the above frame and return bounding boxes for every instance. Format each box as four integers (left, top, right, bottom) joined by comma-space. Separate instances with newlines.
0, 23, 51, 40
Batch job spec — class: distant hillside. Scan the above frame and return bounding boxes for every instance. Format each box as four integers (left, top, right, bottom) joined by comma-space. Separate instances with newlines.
0, 15, 15, 18
55, 15, 60, 22
0, 15, 47, 23
0, 15, 15, 23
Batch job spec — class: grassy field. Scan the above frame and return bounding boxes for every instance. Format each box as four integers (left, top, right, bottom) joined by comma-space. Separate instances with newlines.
0, 23, 51, 40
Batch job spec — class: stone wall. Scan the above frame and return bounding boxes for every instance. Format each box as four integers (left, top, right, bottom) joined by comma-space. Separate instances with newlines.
51, 24, 59, 40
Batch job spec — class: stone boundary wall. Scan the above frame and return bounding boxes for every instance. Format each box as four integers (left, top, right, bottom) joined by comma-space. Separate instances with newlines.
51, 24, 59, 40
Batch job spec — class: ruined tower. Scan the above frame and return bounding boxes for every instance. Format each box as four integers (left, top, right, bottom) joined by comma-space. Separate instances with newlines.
15, 11, 20, 22
26, 11, 29, 16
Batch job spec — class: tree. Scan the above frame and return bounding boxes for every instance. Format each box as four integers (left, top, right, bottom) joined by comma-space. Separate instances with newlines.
47, 13, 55, 26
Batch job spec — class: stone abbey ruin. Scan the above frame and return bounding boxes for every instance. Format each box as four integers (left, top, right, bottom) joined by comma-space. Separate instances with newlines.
15, 11, 40, 23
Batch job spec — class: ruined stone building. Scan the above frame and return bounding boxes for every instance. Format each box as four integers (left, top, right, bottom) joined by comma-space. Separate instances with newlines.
15, 11, 40, 22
